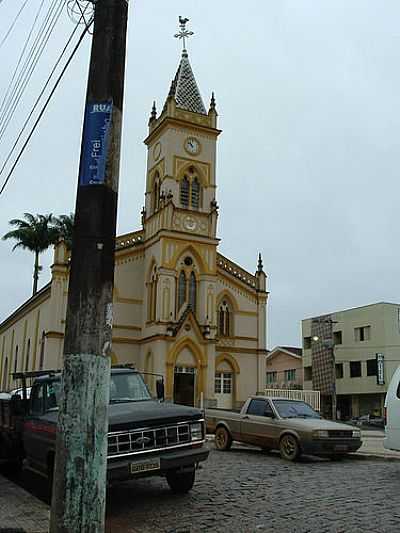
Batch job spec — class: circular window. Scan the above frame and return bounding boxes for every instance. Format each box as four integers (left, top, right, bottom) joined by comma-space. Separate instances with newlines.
184, 256, 193, 266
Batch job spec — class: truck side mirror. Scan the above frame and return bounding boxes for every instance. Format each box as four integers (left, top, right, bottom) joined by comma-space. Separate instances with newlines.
156, 379, 165, 401
10, 394, 25, 416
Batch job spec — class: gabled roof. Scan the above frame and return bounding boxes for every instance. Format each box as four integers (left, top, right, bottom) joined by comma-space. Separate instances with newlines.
266, 346, 302, 361
166, 50, 207, 115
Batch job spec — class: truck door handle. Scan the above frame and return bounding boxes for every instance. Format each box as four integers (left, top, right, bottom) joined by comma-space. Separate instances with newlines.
242, 415, 249, 419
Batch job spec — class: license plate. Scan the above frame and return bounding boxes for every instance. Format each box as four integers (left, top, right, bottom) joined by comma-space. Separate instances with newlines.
130, 458, 160, 474
334, 445, 348, 451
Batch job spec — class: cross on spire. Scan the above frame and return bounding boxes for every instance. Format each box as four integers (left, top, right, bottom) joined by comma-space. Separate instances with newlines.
174, 16, 194, 52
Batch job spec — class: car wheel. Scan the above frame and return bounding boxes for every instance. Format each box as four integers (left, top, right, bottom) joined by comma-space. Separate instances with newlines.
215, 426, 232, 451
166, 468, 195, 494
279, 434, 300, 461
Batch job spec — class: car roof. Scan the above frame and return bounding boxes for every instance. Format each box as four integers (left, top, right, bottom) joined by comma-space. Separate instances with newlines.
252, 396, 307, 402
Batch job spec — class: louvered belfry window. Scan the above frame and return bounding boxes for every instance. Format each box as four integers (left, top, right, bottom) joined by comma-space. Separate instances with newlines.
180, 176, 190, 207
180, 168, 201, 209
191, 178, 200, 208
189, 272, 197, 310
218, 301, 231, 337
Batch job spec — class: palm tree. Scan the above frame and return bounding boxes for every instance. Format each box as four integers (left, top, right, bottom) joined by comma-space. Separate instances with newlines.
53, 213, 74, 251
3, 213, 58, 295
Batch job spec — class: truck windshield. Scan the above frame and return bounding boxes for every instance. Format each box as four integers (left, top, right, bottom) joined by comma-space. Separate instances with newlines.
272, 400, 321, 419
109, 372, 151, 403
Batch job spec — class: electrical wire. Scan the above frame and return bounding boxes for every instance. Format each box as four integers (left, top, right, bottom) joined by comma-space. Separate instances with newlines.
0, 0, 30, 50
0, 0, 64, 142
0, 13, 85, 182
0, 22, 92, 197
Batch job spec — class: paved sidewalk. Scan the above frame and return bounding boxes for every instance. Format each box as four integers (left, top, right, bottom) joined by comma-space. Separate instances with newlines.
0, 473, 49, 533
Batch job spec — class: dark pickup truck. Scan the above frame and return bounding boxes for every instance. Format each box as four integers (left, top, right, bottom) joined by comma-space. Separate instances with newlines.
0, 366, 209, 493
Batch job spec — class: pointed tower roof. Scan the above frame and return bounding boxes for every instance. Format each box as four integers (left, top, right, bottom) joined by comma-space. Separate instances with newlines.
167, 50, 207, 115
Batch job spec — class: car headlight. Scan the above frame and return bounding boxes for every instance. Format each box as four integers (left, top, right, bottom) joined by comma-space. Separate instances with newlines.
191, 422, 203, 441
352, 430, 361, 438
313, 430, 329, 439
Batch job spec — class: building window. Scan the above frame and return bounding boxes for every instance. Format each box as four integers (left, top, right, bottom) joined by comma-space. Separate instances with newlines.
367, 358, 377, 377
266, 372, 277, 385
303, 337, 312, 349
14, 345, 18, 374
304, 366, 312, 381
188, 272, 197, 310
218, 301, 232, 337
25, 339, 30, 372
335, 363, 344, 379
147, 266, 157, 322
215, 372, 232, 394
350, 361, 362, 378
177, 267, 197, 314
39, 331, 45, 370
180, 167, 202, 209
284, 369, 296, 382
2, 357, 8, 389
152, 172, 160, 213
354, 326, 371, 342
333, 331, 342, 345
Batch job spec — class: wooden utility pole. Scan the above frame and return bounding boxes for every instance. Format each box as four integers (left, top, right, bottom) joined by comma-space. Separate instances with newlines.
50, 1, 128, 531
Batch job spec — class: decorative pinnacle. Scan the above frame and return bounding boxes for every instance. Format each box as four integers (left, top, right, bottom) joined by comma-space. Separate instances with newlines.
174, 16, 194, 52
210, 92, 216, 110
150, 101, 157, 120
257, 252, 263, 273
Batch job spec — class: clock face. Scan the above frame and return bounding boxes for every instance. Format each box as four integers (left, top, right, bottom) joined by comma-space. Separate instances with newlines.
153, 142, 161, 161
184, 137, 201, 156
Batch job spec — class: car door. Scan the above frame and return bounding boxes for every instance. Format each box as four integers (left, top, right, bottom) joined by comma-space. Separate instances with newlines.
240, 398, 276, 448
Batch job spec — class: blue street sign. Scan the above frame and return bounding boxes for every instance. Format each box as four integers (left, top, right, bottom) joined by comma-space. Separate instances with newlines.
79, 101, 113, 185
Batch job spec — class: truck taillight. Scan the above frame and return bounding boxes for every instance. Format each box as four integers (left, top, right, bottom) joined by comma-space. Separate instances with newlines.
384, 407, 387, 426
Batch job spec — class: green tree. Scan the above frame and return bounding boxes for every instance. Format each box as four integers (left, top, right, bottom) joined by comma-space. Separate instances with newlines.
53, 213, 75, 251
2, 213, 58, 295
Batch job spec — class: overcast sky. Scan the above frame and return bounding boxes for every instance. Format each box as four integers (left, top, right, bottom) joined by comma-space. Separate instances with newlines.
0, 1, 399, 349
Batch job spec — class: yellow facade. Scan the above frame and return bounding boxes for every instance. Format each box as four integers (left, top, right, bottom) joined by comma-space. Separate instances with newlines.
0, 47, 268, 408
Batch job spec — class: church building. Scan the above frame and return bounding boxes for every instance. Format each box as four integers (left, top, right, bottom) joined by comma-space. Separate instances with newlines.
0, 25, 268, 409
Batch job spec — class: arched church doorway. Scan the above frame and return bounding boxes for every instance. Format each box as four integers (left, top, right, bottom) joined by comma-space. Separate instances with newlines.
174, 366, 196, 406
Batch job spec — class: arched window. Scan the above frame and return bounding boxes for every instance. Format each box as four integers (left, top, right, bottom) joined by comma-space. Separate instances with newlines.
180, 167, 202, 209
178, 271, 186, 311
25, 339, 31, 372
189, 272, 197, 310
180, 176, 190, 207
14, 345, 18, 373
2, 357, 8, 390
152, 172, 160, 213
218, 301, 232, 337
39, 332, 45, 370
147, 266, 157, 322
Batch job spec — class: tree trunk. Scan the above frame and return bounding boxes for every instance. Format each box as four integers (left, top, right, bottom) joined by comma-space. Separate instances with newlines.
33, 251, 39, 295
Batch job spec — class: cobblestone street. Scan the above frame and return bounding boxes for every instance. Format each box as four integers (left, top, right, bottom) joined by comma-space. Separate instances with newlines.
105, 444, 400, 533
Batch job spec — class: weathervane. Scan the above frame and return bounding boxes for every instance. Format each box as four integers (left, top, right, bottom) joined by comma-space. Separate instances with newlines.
174, 16, 194, 51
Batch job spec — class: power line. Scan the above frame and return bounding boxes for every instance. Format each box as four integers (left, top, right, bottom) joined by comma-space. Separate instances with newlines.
0, 0, 64, 142
0, 13, 84, 182
0, 0, 30, 50
0, 22, 91, 197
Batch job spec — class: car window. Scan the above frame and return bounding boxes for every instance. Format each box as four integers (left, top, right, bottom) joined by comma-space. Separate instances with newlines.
272, 400, 321, 419
46, 380, 61, 411
31, 385, 45, 415
247, 398, 267, 416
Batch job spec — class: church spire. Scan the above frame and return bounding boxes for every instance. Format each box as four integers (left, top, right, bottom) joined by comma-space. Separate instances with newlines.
165, 17, 207, 115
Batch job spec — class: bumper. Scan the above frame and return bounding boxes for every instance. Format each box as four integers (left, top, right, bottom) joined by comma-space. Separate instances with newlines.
107, 444, 209, 483
301, 439, 362, 456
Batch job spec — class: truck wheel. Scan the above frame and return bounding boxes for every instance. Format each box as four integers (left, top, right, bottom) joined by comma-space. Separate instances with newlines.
215, 426, 232, 451
279, 434, 300, 461
166, 468, 195, 494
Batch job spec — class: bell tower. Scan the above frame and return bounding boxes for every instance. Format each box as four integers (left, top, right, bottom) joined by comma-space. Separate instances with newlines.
143, 18, 221, 241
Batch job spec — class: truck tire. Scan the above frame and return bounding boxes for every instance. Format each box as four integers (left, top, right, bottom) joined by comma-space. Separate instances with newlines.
166, 468, 195, 494
279, 434, 300, 461
215, 426, 232, 451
